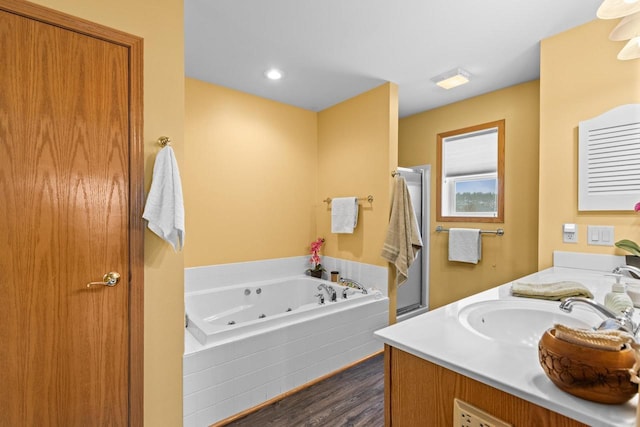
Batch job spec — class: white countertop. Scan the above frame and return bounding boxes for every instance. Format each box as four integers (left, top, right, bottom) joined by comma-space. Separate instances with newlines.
375, 263, 639, 427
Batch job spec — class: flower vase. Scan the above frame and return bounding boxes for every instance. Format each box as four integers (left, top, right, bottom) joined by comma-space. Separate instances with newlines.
310, 270, 323, 279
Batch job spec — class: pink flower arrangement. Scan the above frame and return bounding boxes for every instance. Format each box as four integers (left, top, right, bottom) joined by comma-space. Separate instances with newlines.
635, 202, 640, 212
307, 237, 325, 277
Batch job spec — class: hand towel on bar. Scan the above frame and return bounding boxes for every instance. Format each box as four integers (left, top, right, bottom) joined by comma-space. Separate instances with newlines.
511, 281, 593, 300
142, 146, 185, 251
381, 176, 423, 286
448, 228, 481, 264
331, 197, 358, 233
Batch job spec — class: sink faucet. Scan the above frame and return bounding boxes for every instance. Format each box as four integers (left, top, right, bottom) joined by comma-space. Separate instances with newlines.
612, 264, 640, 279
559, 297, 636, 335
338, 278, 368, 294
317, 283, 337, 302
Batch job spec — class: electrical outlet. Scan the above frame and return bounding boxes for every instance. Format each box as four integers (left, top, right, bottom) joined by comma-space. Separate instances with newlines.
453, 398, 511, 427
563, 223, 578, 243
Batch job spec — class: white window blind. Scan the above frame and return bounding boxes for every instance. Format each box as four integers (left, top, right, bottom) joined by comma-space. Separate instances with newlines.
579, 104, 640, 211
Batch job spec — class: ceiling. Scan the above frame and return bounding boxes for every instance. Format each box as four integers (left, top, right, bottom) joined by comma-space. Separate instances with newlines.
185, 0, 603, 118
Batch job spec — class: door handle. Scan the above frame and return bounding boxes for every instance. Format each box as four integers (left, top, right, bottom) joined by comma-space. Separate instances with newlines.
87, 272, 121, 288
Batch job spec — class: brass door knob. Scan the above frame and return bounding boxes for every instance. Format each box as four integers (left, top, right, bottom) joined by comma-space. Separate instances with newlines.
87, 272, 121, 288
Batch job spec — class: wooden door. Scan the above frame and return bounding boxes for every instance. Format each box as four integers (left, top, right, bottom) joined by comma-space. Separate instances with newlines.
0, 1, 144, 426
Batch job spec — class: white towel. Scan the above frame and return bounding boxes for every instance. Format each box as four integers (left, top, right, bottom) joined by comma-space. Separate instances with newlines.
142, 146, 185, 251
331, 197, 358, 234
448, 228, 481, 264
381, 177, 423, 285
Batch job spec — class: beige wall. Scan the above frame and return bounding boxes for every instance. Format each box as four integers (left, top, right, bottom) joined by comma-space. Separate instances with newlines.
317, 83, 398, 266
30, 0, 185, 425
538, 19, 640, 269
317, 82, 398, 319
183, 79, 318, 267
399, 81, 540, 309
184, 80, 398, 311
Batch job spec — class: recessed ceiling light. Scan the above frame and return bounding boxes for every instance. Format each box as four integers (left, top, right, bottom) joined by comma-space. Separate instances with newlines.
431, 68, 471, 90
264, 68, 283, 80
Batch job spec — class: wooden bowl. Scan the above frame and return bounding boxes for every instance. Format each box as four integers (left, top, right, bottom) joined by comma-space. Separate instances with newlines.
538, 328, 638, 404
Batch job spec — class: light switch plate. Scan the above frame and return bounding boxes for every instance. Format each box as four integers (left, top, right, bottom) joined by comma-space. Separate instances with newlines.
587, 225, 615, 246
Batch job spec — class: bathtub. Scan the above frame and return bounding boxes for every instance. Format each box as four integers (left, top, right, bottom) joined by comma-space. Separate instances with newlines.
183, 274, 389, 427
185, 276, 384, 346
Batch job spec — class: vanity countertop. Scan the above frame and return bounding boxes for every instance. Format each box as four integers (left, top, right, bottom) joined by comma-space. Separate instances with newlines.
375, 263, 639, 427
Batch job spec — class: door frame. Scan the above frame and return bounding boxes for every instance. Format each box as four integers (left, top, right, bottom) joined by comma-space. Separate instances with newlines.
0, 1, 145, 425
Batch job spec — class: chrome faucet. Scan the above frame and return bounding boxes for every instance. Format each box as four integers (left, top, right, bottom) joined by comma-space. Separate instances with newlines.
559, 297, 637, 335
612, 264, 640, 279
338, 278, 368, 294
317, 283, 337, 302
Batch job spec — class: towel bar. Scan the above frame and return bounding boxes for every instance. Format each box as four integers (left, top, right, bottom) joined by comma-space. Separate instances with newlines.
435, 225, 504, 236
324, 195, 374, 204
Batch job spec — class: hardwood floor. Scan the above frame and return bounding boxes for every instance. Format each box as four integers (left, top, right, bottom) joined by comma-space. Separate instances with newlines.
224, 354, 385, 427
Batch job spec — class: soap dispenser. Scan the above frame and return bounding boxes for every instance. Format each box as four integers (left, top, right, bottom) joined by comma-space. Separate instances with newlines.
604, 275, 634, 315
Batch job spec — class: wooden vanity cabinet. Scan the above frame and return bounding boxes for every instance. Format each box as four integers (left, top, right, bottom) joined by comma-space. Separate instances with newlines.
384, 345, 587, 427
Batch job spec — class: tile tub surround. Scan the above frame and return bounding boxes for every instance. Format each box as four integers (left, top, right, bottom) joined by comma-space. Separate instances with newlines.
375, 251, 639, 427
183, 257, 389, 427
184, 256, 389, 296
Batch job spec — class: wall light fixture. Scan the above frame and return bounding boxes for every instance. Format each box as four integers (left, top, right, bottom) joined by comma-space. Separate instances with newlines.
597, 0, 640, 59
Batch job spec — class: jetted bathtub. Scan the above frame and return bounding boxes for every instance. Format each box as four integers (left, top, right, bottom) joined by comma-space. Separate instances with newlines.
185, 276, 383, 346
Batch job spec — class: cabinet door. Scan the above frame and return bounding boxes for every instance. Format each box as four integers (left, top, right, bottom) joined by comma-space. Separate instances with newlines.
386, 347, 587, 427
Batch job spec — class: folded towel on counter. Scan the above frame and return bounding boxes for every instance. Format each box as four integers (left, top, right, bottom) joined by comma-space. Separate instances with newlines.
142, 146, 185, 251
381, 176, 423, 286
331, 197, 358, 233
511, 281, 593, 300
448, 228, 481, 264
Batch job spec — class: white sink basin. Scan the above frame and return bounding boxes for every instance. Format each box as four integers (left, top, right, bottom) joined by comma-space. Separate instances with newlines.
458, 299, 604, 347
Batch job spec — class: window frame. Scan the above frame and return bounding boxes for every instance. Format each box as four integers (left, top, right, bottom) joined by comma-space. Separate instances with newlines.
436, 120, 505, 223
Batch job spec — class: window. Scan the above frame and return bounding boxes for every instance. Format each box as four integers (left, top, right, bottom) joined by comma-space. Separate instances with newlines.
437, 120, 505, 222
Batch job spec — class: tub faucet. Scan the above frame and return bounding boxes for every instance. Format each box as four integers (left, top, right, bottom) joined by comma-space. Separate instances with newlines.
559, 297, 637, 336
317, 284, 337, 302
613, 264, 640, 279
338, 278, 368, 294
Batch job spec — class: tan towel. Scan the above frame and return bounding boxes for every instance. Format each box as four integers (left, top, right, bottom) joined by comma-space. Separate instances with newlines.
381, 176, 423, 285
510, 281, 593, 300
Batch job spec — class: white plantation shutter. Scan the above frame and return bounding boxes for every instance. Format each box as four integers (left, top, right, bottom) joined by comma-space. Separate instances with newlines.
579, 104, 640, 211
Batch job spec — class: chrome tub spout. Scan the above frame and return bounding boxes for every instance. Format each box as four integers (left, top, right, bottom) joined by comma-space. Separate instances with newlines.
338, 278, 368, 294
